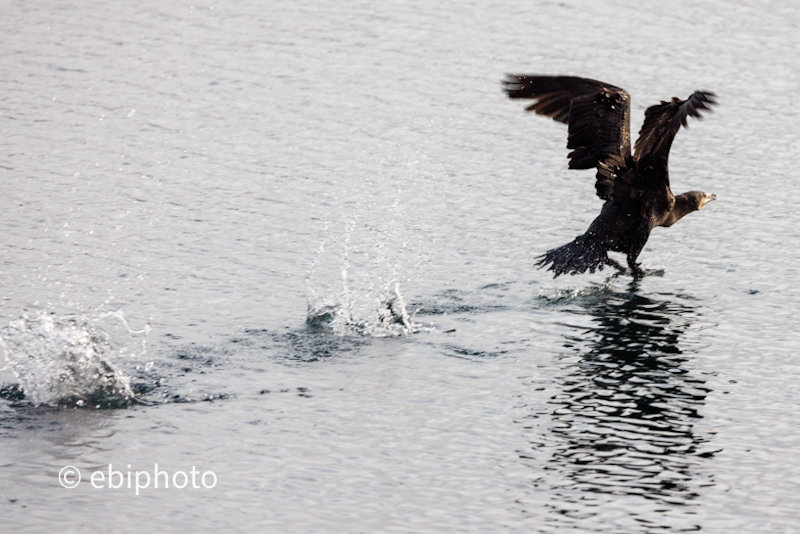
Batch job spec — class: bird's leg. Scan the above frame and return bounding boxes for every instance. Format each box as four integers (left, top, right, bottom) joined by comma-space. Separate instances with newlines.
627, 254, 645, 277
604, 257, 627, 273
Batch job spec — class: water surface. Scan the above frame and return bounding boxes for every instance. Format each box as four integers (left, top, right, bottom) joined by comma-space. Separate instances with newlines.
2, 0, 800, 531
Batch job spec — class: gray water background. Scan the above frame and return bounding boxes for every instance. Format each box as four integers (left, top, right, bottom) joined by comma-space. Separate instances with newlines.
1, 0, 799, 531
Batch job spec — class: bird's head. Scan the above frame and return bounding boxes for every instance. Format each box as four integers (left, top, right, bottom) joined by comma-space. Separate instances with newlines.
662, 191, 716, 227
680, 191, 716, 212
700, 191, 716, 208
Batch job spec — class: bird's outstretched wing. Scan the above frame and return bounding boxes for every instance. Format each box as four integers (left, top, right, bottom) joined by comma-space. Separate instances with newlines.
502, 75, 632, 200
633, 91, 717, 188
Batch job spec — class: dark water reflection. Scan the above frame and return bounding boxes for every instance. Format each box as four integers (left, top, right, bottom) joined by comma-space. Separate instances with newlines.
528, 281, 715, 530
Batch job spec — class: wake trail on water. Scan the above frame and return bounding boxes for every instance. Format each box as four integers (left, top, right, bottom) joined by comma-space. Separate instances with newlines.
0, 310, 150, 408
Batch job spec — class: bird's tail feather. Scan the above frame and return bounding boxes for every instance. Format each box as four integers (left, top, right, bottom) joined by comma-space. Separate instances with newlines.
535, 234, 610, 277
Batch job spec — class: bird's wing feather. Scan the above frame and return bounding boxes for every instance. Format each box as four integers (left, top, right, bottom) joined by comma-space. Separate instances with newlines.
502, 75, 632, 200
632, 91, 717, 188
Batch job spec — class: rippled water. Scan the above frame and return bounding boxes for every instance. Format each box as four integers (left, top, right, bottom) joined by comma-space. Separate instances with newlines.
2, 0, 800, 531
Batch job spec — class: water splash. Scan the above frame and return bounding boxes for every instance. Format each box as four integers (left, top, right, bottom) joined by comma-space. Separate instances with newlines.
0, 310, 149, 408
307, 219, 416, 337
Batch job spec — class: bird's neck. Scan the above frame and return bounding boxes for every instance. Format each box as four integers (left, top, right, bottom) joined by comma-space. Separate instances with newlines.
661, 193, 699, 227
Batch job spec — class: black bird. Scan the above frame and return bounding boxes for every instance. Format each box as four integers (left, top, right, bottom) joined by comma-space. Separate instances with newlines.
502, 75, 717, 277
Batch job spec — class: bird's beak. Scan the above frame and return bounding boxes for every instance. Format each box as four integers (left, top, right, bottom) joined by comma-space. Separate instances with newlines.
702, 193, 716, 207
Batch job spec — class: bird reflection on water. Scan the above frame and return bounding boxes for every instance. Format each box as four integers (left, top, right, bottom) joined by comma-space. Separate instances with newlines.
525, 280, 714, 529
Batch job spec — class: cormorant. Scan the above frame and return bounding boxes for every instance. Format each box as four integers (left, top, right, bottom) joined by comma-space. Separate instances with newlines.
502, 75, 717, 277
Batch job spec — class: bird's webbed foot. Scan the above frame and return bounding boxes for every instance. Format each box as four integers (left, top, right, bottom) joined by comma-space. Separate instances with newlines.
627, 259, 645, 278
